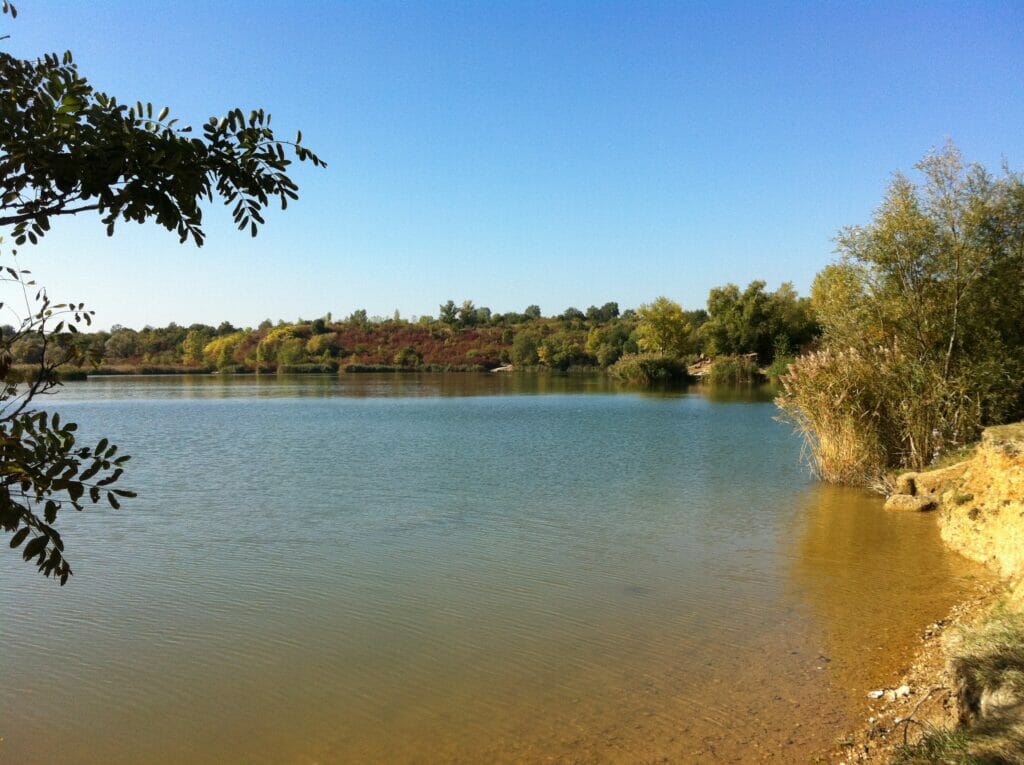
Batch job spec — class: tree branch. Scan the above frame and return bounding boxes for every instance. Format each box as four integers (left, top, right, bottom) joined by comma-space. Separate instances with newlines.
0, 203, 100, 226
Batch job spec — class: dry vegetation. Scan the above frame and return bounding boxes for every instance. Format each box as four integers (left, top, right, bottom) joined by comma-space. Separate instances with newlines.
894, 609, 1024, 764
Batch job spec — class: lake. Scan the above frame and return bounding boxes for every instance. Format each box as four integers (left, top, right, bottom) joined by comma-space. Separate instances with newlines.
0, 374, 986, 763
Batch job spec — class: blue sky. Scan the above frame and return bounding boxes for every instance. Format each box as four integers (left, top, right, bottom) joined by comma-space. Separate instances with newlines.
5, 1, 1024, 328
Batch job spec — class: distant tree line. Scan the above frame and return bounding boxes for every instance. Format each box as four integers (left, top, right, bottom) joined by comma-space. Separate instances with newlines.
8, 283, 818, 376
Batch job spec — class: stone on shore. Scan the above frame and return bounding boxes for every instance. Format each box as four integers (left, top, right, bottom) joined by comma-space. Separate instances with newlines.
895, 472, 918, 495
884, 494, 937, 512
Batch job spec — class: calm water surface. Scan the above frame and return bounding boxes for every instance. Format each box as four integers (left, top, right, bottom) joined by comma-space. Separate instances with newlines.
0, 374, 986, 763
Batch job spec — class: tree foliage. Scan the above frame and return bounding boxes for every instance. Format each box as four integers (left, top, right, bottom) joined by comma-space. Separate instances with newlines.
778, 143, 1024, 481
0, 3, 323, 581
1, 282, 821, 378
635, 296, 693, 358
700, 281, 816, 363
0, 267, 135, 583
0, 13, 323, 247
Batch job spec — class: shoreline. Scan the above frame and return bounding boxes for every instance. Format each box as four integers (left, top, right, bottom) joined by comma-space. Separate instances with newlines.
824, 423, 1024, 763
826, 580, 1006, 763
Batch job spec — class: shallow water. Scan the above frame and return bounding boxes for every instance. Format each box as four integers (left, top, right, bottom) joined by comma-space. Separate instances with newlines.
0, 374, 986, 763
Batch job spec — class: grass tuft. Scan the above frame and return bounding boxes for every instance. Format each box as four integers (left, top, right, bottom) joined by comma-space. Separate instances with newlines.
894, 609, 1024, 764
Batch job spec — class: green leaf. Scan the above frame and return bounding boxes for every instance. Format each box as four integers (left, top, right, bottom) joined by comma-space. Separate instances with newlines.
10, 528, 29, 548
23, 535, 48, 559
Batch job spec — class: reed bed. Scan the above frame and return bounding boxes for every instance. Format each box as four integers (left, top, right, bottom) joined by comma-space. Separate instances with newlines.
776, 345, 983, 485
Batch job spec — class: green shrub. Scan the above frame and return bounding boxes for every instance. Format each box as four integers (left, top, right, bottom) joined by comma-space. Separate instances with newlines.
393, 346, 423, 368
277, 363, 337, 373
706, 355, 762, 385
342, 363, 488, 373
342, 364, 401, 373
511, 330, 540, 366
608, 353, 688, 386
306, 333, 342, 357
779, 146, 1024, 485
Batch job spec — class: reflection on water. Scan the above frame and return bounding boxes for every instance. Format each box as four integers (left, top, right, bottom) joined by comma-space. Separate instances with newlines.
59, 371, 627, 400
0, 375, 986, 763
59, 371, 779, 403
700, 383, 779, 404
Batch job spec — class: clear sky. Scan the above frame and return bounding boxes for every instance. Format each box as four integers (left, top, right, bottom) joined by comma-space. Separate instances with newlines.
5, 1, 1023, 329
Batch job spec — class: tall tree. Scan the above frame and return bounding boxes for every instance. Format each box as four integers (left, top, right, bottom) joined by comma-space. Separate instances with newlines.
438, 300, 458, 325
701, 281, 816, 362
635, 296, 693, 358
